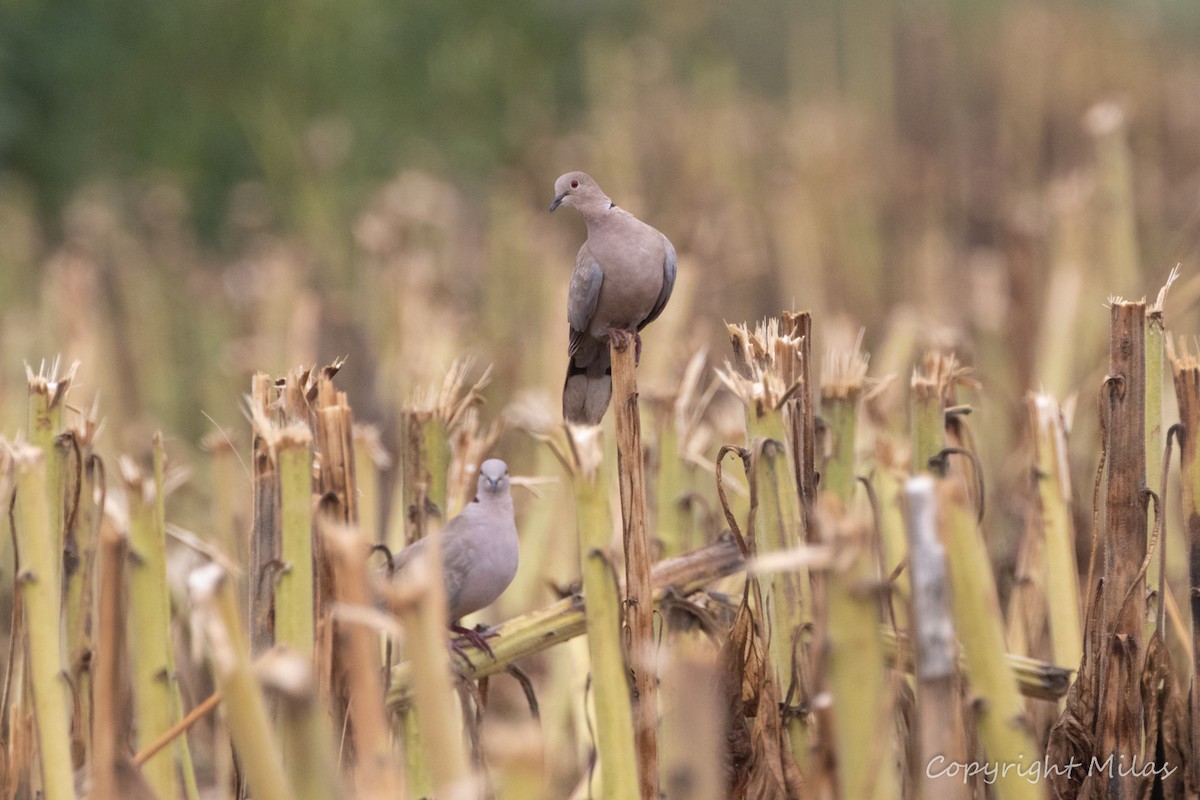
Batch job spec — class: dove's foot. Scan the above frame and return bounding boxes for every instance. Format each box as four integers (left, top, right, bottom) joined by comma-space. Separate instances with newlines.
607, 328, 640, 364
450, 638, 476, 670
452, 623, 498, 659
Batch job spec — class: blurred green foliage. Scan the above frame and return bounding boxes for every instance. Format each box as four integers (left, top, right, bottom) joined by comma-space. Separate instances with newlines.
4, 0, 1200, 240
0, 0, 644, 235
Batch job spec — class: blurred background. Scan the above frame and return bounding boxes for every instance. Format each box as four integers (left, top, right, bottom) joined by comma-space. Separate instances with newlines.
2, 0, 1200, 583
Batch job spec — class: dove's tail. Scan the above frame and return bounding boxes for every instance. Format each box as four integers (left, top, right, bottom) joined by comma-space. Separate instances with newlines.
563, 343, 611, 426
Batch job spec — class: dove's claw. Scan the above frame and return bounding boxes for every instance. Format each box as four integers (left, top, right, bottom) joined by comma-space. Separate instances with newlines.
449, 638, 476, 670
452, 623, 498, 659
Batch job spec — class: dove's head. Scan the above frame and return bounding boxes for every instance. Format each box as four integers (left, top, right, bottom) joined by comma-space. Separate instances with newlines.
550, 172, 609, 215
476, 458, 511, 499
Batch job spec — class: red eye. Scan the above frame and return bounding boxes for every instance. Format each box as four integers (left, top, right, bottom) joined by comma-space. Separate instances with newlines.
570, 179, 579, 189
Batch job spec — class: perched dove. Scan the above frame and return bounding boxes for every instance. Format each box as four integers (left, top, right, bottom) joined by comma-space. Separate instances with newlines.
389, 459, 518, 646
550, 171, 677, 425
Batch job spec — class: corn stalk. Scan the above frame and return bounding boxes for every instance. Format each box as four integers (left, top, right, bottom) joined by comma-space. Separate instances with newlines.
90, 519, 128, 800
189, 564, 296, 800
820, 337, 898, 800
609, 332, 658, 800
1168, 336, 1200, 772
1144, 269, 1177, 637
122, 455, 182, 800
938, 479, 1041, 800
275, 425, 315, 657
1095, 300, 1147, 799
571, 424, 640, 799
260, 648, 345, 800
1029, 394, 1082, 669
9, 445, 76, 800
382, 543, 477, 799
903, 476, 968, 800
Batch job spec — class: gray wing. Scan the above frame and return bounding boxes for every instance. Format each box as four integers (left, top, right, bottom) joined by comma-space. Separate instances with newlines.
390, 517, 473, 619
389, 510, 470, 578
638, 235, 676, 330
568, 243, 604, 358
389, 535, 428, 574
439, 531, 477, 620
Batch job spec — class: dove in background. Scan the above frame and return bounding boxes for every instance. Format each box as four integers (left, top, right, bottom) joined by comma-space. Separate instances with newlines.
389, 458, 519, 655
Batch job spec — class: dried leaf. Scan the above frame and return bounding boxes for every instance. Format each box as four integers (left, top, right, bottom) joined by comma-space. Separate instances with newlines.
1139, 636, 1186, 800
1047, 583, 1102, 800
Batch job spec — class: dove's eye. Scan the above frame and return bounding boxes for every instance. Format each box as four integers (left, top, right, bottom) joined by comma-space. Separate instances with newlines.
571, 179, 579, 189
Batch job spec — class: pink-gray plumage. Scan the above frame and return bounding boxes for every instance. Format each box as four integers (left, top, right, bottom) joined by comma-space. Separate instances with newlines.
550, 171, 677, 426
389, 458, 518, 624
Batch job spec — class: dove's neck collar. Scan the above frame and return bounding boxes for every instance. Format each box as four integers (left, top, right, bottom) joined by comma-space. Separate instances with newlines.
580, 201, 626, 230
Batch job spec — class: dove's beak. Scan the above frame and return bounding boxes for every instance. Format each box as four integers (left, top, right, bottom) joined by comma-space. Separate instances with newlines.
549, 192, 567, 213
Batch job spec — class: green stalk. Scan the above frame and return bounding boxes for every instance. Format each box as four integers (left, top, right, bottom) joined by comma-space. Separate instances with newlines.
724, 318, 816, 778
1038, 182, 1088, 396
910, 369, 945, 474
155, 434, 200, 800
1029, 395, 1082, 669
1085, 102, 1141, 290
205, 432, 242, 564
823, 503, 899, 800
748, 432, 806, 671
1004, 513, 1043, 661
746, 405, 809, 628
91, 522, 128, 800
64, 430, 98, 770
189, 564, 296, 800
749, 437, 808, 774
265, 650, 344, 800
938, 481, 1041, 800
423, 415, 450, 518
401, 711, 431, 799
819, 393, 859, 505
124, 459, 180, 800
395, 408, 447, 798
11, 445, 76, 800
573, 453, 639, 799
26, 370, 69, 585
276, 426, 315, 657
352, 425, 387, 543
653, 401, 690, 558
325, 524, 404, 799
504, 445, 568, 611
822, 331, 894, 799
389, 550, 473, 797
873, 457, 910, 625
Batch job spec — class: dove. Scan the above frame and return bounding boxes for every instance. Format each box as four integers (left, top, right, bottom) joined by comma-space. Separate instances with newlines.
389, 458, 518, 653
550, 171, 677, 426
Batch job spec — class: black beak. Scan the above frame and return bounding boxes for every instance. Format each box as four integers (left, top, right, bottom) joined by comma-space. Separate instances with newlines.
549, 192, 567, 213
